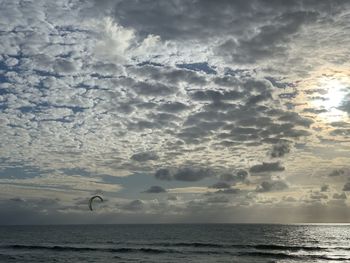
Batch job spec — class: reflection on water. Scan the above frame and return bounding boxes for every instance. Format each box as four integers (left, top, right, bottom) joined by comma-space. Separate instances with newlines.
0, 224, 350, 262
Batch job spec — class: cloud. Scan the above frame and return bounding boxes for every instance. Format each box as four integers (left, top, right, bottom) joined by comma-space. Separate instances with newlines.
176, 62, 217, 75
339, 100, 350, 114
206, 196, 230, 204
154, 169, 172, 181
320, 185, 329, 192
217, 11, 318, 64
270, 142, 290, 158
190, 90, 244, 102
143, 186, 167, 193
94, 17, 160, 62
250, 162, 285, 174
209, 182, 231, 189
329, 169, 345, 177
132, 81, 177, 96
158, 102, 189, 113
174, 168, 211, 182
333, 192, 347, 200
154, 167, 212, 182
309, 192, 328, 200
220, 170, 248, 182
131, 152, 159, 162
342, 182, 350, 191
283, 196, 297, 202
256, 180, 288, 193
167, 195, 177, 201
1, 0, 350, 224
121, 199, 144, 211
215, 188, 240, 194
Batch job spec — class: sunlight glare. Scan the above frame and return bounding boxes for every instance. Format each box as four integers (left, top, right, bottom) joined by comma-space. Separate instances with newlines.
312, 78, 348, 122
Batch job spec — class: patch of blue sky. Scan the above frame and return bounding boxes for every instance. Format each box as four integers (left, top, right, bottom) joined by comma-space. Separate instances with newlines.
101, 173, 218, 199
137, 61, 163, 67
60, 168, 94, 177
0, 165, 47, 179
176, 62, 217, 75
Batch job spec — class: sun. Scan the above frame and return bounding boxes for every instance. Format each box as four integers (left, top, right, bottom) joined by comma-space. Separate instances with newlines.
310, 77, 348, 122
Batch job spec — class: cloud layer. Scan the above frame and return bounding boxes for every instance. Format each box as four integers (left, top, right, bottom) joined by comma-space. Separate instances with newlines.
0, 0, 350, 223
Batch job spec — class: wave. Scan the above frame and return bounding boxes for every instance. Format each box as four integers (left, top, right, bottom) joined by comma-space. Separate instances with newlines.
241, 251, 350, 261
155, 242, 230, 248
137, 242, 348, 252
3, 244, 175, 254
4, 243, 350, 259
253, 244, 326, 251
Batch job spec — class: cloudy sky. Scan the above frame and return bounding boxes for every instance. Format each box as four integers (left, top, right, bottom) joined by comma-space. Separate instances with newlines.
1, 0, 350, 224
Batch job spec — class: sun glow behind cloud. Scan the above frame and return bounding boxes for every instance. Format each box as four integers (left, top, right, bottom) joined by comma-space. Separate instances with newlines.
313, 77, 348, 122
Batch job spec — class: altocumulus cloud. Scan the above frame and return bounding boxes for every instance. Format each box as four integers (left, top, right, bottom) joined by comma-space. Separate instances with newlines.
250, 162, 285, 174
155, 167, 212, 182
0, 0, 350, 224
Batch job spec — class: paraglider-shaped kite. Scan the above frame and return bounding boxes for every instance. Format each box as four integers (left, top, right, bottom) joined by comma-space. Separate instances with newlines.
89, 195, 103, 211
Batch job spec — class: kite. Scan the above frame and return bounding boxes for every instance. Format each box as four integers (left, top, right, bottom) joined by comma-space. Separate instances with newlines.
89, 195, 103, 211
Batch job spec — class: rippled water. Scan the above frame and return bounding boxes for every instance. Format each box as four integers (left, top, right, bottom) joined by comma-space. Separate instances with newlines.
1, 224, 350, 262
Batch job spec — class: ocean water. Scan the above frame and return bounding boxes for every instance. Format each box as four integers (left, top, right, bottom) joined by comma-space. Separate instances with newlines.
1, 224, 350, 262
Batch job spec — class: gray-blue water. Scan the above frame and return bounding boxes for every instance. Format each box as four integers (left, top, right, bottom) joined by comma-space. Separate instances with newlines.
1, 224, 350, 262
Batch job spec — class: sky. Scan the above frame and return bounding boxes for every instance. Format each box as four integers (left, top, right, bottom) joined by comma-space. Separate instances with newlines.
1, 0, 350, 224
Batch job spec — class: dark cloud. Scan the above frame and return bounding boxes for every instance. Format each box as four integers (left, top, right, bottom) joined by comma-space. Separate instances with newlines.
339, 100, 350, 114
206, 196, 229, 204
220, 170, 248, 182
333, 192, 347, 200
102, 0, 346, 44
209, 182, 231, 189
302, 108, 328, 114
330, 122, 350, 128
154, 167, 212, 182
216, 11, 318, 64
329, 169, 345, 177
320, 185, 329, 192
250, 162, 285, 174
9, 197, 25, 202
176, 62, 217, 75
53, 58, 77, 73
132, 65, 207, 86
342, 182, 350, 191
158, 102, 188, 113
215, 188, 240, 194
190, 90, 244, 102
310, 192, 328, 200
121, 200, 144, 211
132, 81, 177, 96
127, 120, 161, 131
246, 91, 272, 105
0, 198, 64, 225
173, 167, 211, 182
179, 85, 313, 147
330, 129, 350, 137
283, 196, 297, 202
104, 0, 254, 40
167, 195, 177, 201
278, 112, 314, 128
131, 152, 159, 162
256, 180, 288, 192
266, 76, 294, 89
143, 185, 167, 193
155, 168, 172, 181
270, 142, 290, 158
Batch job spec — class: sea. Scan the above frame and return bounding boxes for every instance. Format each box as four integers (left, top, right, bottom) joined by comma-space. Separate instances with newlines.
1, 224, 350, 262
